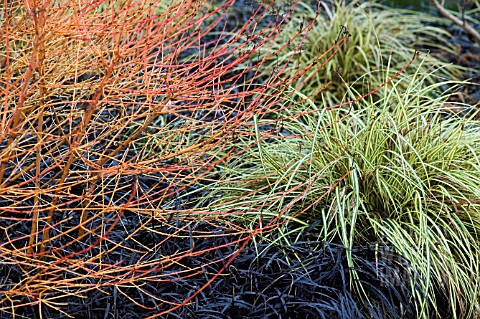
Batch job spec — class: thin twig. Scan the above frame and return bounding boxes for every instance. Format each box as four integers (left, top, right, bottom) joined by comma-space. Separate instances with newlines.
430, 0, 480, 42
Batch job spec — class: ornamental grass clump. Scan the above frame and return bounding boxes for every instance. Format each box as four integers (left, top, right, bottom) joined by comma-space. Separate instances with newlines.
0, 0, 342, 317
200, 58, 480, 318
260, 0, 463, 104
193, 2, 480, 317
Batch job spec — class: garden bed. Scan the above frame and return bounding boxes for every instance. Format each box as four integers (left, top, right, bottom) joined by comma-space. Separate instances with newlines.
1, 1, 479, 318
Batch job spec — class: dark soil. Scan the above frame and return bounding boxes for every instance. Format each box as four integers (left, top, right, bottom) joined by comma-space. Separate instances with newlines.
441, 24, 480, 114
419, 4, 480, 114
